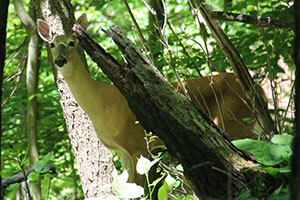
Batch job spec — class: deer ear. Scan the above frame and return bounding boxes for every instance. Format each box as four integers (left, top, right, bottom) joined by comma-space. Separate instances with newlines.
76, 13, 88, 30
37, 19, 54, 42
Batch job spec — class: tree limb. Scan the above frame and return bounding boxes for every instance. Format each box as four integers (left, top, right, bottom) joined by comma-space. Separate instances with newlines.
211, 11, 294, 30
1, 165, 56, 189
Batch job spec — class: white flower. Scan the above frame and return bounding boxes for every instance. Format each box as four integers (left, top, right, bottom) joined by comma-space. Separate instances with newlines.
136, 155, 161, 175
111, 170, 144, 199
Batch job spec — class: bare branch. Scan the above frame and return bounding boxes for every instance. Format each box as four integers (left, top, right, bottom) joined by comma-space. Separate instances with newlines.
2, 55, 27, 107
211, 11, 294, 30
121, 0, 149, 54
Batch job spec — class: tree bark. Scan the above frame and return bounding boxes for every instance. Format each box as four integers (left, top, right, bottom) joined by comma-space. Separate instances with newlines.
211, 11, 294, 30
0, 0, 10, 198
73, 24, 276, 199
35, 0, 114, 198
290, 0, 300, 199
1, 165, 56, 189
13, 0, 42, 199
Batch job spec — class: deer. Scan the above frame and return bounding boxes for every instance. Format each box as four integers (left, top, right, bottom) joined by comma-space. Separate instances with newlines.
37, 14, 264, 187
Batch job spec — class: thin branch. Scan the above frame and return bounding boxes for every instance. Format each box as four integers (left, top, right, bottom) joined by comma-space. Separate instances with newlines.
281, 79, 295, 130
211, 11, 294, 30
167, 22, 203, 77
148, 0, 189, 97
261, 28, 281, 133
17, 158, 32, 200
189, 0, 227, 131
4, 52, 27, 83
121, 0, 149, 54
2, 55, 27, 107
1, 164, 56, 189
194, 2, 276, 137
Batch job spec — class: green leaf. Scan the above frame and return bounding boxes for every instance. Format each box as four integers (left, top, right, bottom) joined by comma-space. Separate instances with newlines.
41, 153, 51, 165
34, 161, 44, 173
273, 185, 283, 196
234, 190, 258, 200
242, 117, 256, 124
28, 93, 38, 101
233, 139, 277, 165
157, 174, 180, 200
28, 172, 39, 181
6, 183, 18, 191
268, 185, 290, 200
176, 164, 184, 172
40, 168, 50, 173
248, 165, 279, 176
158, 181, 171, 200
271, 134, 293, 145
278, 165, 291, 173
232, 139, 291, 166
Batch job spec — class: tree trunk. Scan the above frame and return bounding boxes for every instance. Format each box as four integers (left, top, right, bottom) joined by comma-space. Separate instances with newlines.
73, 24, 276, 199
35, 0, 114, 198
291, 0, 300, 199
0, 0, 10, 198
13, 0, 42, 199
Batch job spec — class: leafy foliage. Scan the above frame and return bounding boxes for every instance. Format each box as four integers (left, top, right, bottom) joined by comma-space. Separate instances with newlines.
233, 135, 292, 175
233, 135, 292, 199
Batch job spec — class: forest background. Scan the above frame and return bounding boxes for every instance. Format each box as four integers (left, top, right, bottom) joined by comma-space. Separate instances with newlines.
1, 0, 295, 199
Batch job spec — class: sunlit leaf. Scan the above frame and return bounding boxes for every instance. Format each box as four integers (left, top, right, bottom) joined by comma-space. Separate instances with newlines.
271, 134, 293, 145
232, 139, 292, 166
34, 161, 44, 173
41, 153, 52, 164
158, 181, 171, 200
28, 172, 39, 181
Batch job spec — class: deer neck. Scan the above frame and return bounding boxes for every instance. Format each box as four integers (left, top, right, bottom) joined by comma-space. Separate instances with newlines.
60, 60, 109, 118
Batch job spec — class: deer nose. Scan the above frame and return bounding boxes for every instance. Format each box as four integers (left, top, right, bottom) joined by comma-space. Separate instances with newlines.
55, 55, 67, 67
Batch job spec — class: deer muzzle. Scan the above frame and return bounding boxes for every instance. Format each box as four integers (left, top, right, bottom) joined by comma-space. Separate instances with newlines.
55, 55, 67, 67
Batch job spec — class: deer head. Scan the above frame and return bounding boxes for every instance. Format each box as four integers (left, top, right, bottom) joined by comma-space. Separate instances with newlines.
37, 14, 88, 77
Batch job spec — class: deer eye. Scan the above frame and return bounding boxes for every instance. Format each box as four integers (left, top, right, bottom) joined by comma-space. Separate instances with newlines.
69, 41, 75, 47
50, 43, 55, 48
